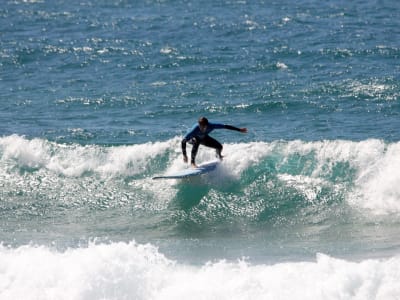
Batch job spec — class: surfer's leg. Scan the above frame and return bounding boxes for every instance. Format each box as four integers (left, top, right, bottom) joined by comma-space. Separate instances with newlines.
202, 136, 223, 160
190, 137, 200, 165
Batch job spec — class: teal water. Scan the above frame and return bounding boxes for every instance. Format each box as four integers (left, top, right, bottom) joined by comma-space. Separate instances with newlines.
1, 1, 400, 299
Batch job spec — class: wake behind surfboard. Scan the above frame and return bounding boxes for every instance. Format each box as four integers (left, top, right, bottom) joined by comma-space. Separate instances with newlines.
152, 160, 220, 180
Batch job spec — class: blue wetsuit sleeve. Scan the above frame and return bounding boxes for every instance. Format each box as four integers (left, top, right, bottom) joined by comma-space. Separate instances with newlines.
209, 123, 241, 131
209, 123, 225, 130
182, 124, 199, 156
183, 124, 199, 140
224, 124, 242, 131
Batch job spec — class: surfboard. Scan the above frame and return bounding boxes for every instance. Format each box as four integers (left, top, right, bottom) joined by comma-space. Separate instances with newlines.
152, 160, 219, 180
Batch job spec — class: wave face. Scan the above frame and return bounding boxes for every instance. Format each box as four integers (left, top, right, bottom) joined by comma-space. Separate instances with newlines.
1, 135, 400, 261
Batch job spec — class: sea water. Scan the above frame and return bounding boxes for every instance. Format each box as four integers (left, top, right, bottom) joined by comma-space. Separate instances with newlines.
1, 0, 400, 299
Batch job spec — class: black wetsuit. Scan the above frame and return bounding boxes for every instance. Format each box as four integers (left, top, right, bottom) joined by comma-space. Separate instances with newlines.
181, 122, 242, 164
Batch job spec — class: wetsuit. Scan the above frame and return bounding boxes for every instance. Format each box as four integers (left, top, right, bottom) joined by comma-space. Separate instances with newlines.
181, 122, 242, 164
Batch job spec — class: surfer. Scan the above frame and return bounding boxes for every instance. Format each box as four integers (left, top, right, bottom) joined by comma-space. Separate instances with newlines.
181, 117, 247, 167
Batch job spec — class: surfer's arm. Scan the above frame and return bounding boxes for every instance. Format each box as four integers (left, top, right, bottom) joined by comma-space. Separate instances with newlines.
181, 124, 200, 160
181, 138, 188, 162
224, 125, 248, 133
208, 123, 246, 133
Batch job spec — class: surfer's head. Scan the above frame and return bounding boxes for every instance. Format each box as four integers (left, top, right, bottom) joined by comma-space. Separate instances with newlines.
198, 117, 209, 132
198, 117, 209, 126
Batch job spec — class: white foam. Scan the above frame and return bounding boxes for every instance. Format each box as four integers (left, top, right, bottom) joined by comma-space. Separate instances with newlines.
0, 135, 175, 177
94, 141, 171, 176
222, 141, 273, 177
1, 242, 400, 300
278, 174, 327, 203
277, 139, 400, 214
276, 62, 288, 69
350, 142, 400, 214
0, 135, 50, 169
160, 46, 177, 55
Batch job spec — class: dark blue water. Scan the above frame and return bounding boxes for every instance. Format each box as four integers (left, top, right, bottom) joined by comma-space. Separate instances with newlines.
1, 1, 400, 299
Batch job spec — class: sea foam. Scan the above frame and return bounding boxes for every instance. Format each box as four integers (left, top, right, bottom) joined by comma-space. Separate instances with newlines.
0, 241, 399, 300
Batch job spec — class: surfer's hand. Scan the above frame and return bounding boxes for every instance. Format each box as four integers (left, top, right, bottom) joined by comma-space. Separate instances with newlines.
183, 155, 188, 163
240, 128, 248, 133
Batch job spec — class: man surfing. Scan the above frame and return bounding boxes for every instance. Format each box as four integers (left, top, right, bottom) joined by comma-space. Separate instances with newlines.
181, 117, 247, 168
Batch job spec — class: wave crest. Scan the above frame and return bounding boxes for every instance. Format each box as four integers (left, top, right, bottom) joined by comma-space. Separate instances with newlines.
1, 135, 400, 215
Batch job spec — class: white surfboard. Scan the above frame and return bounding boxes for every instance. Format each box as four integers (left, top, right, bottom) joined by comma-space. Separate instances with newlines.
152, 160, 219, 180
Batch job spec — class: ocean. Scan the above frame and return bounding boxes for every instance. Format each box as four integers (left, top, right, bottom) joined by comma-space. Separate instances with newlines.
1, 0, 400, 299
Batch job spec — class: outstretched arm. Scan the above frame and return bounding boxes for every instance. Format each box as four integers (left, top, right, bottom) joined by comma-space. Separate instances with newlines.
224, 125, 248, 133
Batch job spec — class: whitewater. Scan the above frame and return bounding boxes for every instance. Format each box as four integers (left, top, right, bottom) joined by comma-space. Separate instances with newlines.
1, 242, 400, 300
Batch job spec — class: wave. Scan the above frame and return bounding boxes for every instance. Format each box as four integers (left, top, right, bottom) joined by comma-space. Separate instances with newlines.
1, 135, 400, 217
0, 240, 399, 300
0, 134, 173, 177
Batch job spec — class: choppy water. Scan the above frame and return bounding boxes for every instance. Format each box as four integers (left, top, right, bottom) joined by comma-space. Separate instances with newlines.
1, 0, 400, 299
